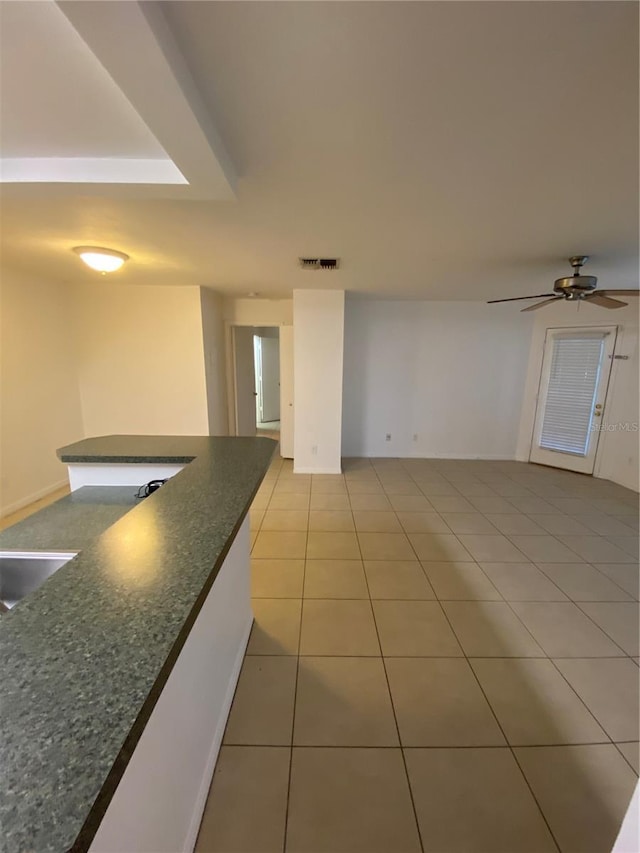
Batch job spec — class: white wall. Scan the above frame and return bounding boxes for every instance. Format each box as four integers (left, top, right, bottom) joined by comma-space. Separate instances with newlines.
200, 288, 228, 435
342, 300, 533, 459
294, 290, 345, 473
223, 297, 293, 327
0, 267, 84, 515
72, 283, 210, 436
517, 300, 639, 491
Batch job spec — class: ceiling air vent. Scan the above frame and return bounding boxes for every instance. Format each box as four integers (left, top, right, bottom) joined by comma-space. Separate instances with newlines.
299, 257, 340, 270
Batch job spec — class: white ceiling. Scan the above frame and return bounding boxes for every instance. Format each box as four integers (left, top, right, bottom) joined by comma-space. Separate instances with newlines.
0, 1, 165, 158
0, 1, 637, 299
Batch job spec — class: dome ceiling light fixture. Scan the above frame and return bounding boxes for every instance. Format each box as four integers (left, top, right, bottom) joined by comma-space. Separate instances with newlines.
73, 246, 129, 274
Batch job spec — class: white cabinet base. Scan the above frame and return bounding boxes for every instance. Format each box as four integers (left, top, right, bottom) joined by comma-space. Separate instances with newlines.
89, 518, 252, 853
68, 463, 185, 491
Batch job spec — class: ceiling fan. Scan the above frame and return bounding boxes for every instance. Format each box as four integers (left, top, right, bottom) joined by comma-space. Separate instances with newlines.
488, 256, 640, 312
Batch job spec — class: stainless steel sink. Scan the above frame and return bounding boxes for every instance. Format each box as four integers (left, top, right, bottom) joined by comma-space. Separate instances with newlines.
0, 552, 76, 611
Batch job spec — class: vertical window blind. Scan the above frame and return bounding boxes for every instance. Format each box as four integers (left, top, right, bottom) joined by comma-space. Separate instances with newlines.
539, 333, 606, 456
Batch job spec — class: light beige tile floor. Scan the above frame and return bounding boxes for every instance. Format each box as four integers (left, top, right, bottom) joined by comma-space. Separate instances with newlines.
196, 456, 639, 853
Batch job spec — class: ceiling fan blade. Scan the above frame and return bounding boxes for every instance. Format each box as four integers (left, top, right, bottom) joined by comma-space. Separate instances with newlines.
597, 289, 640, 296
487, 293, 556, 304
584, 293, 627, 309
521, 297, 563, 312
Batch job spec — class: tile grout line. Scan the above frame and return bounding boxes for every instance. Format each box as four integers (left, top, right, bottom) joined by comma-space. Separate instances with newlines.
246, 652, 633, 664
535, 561, 635, 611
499, 592, 631, 661
280, 464, 312, 853
572, 600, 636, 659
352, 487, 426, 853
222, 740, 623, 749
580, 562, 639, 602
545, 654, 617, 746
614, 743, 640, 775
435, 584, 563, 853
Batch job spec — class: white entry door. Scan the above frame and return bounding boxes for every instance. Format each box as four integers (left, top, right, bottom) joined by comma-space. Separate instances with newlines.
279, 326, 294, 458
530, 326, 617, 474
258, 337, 281, 422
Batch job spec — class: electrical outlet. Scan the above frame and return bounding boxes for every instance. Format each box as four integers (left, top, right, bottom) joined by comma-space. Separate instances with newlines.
311, 445, 318, 455
385, 434, 391, 442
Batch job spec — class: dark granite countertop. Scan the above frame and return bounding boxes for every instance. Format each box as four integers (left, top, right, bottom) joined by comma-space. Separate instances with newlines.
0, 436, 276, 853
0, 487, 140, 552
57, 434, 209, 464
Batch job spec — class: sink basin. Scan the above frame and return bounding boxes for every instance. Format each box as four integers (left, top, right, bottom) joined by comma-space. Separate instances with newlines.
0, 552, 76, 610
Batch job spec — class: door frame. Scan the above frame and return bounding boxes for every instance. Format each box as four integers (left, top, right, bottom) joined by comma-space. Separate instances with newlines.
230, 326, 257, 437
528, 324, 618, 475
225, 323, 238, 435
254, 335, 264, 423
279, 326, 294, 459
225, 322, 289, 438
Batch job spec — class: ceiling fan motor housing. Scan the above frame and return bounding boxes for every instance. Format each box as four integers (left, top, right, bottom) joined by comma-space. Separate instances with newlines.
554, 274, 598, 294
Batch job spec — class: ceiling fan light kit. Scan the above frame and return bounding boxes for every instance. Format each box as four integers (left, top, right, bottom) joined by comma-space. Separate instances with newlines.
488, 256, 640, 312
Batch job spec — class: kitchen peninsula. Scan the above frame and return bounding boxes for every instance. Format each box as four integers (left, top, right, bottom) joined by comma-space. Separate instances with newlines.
0, 435, 276, 853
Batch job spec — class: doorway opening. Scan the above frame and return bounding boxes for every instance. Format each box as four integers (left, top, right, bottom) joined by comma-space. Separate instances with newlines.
253, 329, 280, 440
229, 324, 293, 457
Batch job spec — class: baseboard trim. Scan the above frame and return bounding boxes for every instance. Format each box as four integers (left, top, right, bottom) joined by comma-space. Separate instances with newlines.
293, 466, 343, 474
417, 453, 518, 461
0, 479, 68, 519
343, 452, 517, 461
